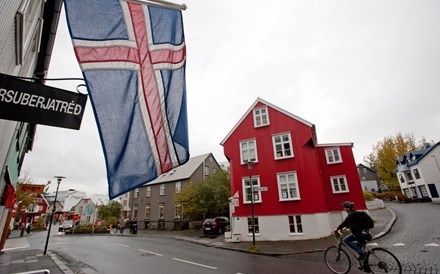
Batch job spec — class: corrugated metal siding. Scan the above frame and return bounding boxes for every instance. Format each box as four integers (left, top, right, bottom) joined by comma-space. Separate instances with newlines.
0, 1, 21, 74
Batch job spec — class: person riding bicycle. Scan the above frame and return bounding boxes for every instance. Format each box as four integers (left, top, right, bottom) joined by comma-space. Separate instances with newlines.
336, 201, 369, 260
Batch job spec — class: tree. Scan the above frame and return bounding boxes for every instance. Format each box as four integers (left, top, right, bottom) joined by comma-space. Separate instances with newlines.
364, 132, 417, 191
97, 200, 121, 226
175, 169, 230, 220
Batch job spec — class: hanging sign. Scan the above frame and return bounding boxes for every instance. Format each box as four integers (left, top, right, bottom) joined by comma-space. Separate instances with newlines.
0, 73, 87, 130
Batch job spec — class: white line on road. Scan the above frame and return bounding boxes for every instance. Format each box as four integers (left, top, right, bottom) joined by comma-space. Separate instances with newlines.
366, 243, 378, 246
425, 243, 440, 247
113, 243, 130, 248
172, 257, 218, 270
393, 243, 405, 246
139, 249, 163, 256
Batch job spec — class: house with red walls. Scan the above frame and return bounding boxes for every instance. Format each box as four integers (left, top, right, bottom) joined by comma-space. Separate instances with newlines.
221, 98, 366, 241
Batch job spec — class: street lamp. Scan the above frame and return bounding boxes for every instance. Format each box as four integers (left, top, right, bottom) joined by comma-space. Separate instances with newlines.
44, 176, 65, 255
247, 161, 256, 247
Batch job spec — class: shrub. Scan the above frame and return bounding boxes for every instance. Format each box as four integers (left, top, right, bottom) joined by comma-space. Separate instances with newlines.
363, 191, 375, 201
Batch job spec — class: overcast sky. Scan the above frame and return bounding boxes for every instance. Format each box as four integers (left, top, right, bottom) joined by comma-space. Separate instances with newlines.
21, 0, 440, 197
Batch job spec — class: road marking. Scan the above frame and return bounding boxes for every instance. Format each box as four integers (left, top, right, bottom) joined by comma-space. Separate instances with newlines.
172, 257, 218, 270
366, 243, 378, 246
425, 243, 440, 247
393, 243, 405, 246
113, 243, 130, 248
139, 249, 163, 256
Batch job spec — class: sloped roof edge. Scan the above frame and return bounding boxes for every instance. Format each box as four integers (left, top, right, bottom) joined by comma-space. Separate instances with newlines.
220, 97, 315, 145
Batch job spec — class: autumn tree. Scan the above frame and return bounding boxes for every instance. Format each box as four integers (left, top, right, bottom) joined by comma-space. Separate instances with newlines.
98, 200, 121, 226
363, 132, 420, 191
174, 169, 230, 220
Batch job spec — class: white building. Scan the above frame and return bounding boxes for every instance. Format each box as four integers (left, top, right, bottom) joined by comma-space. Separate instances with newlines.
396, 142, 440, 203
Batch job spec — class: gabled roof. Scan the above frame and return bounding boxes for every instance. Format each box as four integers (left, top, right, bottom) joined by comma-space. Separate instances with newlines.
146, 153, 217, 185
220, 97, 314, 145
357, 163, 377, 173
396, 141, 440, 169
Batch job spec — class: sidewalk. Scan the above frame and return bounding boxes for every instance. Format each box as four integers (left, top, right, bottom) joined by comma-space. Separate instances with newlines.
0, 207, 395, 273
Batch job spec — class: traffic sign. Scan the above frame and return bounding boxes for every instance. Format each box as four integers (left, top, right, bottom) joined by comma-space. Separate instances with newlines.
253, 186, 268, 192
17, 184, 45, 193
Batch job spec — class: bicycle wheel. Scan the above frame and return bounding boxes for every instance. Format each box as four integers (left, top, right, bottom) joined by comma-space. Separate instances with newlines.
324, 246, 351, 274
367, 247, 402, 274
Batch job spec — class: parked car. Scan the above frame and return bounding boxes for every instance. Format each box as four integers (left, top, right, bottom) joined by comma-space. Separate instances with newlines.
58, 220, 79, 232
203, 216, 230, 235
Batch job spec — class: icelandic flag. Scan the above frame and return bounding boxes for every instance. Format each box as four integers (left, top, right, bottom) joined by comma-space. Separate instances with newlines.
64, 0, 189, 199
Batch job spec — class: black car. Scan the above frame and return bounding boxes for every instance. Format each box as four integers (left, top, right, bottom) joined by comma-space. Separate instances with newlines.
203, 216, 230, 235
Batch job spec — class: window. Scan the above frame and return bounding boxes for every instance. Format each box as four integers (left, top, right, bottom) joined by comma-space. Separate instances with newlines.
325, 148, 342, 164
240, 139, 257, 164
277, 172, 300, 201
145, 204, 150, 220
273, 133, 294, 159
406, 171, 414, 182
159, 204, 165, 219
175, 204, 182, 219
242, 176, 261, 203
419, 185, 429, 197
160, 184, 165, 196
146, 186, 151, 197
413, 169, 420, 180
330, 175, 349, 193
247, 217, 260, 234
399, 174, 405, 183
133, 205, 138, 219
253, 107, 269, 127
123, 200, 127, 206
175, 182, 181, 193
204, 166, 209, 176
288, 215, 303, 234
134, 188, 139, 198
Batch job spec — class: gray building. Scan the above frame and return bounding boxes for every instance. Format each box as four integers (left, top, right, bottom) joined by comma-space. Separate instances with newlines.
356, 163, 381, 192
130, 153, 221, 230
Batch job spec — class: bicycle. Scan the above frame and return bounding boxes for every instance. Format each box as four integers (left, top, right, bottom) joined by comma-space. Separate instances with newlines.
324, 230, 402, 274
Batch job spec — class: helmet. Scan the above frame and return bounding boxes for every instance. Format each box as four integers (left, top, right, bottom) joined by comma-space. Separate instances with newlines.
342, 201, 354, 209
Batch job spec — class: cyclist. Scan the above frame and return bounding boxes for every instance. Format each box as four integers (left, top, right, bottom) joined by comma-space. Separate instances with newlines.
336, 201, 371, 271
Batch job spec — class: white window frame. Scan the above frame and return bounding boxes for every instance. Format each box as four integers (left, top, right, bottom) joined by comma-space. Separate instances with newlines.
419, 185, 429, 197
242, 176, 262, 204
145, 204, 150, 220
204, 166, 209, 176
159, 204, 165, 219
288, 215, 303, 235
146, 186, 151, 197
247, 217, 260, 234
272, 132, 294, 160
159, 184, 165, 196
277, 172, 300, 201
325, 148, 342, 164
134, 188, 139, 198
240, 139, 258, 164
175, 182, 181, 193
330, 175, 349, 193
253, 106, 269, 127
174, 204, 182, 219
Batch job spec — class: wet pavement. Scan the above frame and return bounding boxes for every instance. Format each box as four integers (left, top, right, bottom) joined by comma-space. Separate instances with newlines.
0, 207, 395, 273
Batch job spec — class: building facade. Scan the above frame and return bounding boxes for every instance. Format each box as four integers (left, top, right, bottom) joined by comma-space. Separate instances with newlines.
357, 164, 381, 192
0, 0, 63, 249
396, 142, 440, 203
221, 98, 366, 241
129, 153, 221, 230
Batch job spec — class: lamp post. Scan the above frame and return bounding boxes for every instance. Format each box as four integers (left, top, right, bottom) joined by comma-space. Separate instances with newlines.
247, 161, 256, 247
44, 176, 65, 255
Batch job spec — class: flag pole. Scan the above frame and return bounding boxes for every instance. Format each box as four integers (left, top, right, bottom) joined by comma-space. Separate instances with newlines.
128, 0, 187, 10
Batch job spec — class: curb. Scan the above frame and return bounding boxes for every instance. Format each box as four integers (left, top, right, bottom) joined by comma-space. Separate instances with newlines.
372, 208, 396, 240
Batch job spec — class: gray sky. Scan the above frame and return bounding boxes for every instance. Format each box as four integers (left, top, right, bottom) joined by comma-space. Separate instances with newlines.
21, 0, 440, 196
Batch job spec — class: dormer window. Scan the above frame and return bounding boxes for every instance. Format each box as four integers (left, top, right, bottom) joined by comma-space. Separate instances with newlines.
253, 107, 269, 127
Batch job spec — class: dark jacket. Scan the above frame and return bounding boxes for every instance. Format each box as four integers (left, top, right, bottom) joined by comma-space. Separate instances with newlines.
337, 210, 364, 235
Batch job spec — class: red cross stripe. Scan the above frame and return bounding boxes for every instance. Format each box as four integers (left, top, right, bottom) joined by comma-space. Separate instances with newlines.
73, 2, 186, 173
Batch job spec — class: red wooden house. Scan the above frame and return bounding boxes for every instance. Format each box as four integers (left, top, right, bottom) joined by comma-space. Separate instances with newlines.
221, 98, 366, 241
